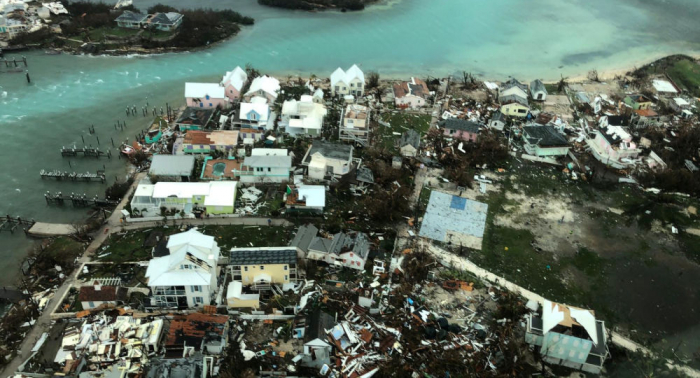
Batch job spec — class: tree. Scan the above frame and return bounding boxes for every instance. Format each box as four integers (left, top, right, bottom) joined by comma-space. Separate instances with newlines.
366, 71, 380, 90
588, 69, 600, 82
557, 74, 568, 93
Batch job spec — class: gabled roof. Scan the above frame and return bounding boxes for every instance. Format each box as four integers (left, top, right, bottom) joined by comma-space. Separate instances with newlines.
229, 247, 298, 265
167, 229, 218, 255
439, 119, 481, 133
502, 78, 528, 93
185, 83, 225, 100
148, 12, 182, 26
530, 79, 547, 94
245, 75, 280, 98
393, 77, 429, 99
490, 111, 506, 122
522, 125, 568, 147
221, 66, 247, 91
115, 10, 147, 23
149, 155, 195, 177
331, 64, 365, 87
290, 224, 319, 253
500, 94, 528, 106
309, 231, 370, 259
400, 129, 421, 149
302, 141, 353, 164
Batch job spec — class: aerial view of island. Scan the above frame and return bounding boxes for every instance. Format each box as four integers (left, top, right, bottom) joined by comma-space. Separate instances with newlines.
1, 0, 700, 377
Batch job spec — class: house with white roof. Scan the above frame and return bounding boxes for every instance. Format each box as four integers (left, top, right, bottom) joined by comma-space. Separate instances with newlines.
525, 300, 609, 374
243, 75, 280, 103
146, 229, 221, 308
279, 95, 328, 137
285, 185, 326, 213
233, 148, 292, 184
129, 181, 237, 217
237, 97, 271, 129
221, 66, 248, 103
185, 83, 227, 109
301, 141, 354, 180
330, 64, 365, 97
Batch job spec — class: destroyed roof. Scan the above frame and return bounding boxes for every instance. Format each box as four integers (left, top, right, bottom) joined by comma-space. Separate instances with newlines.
149, 155, 195, 177
310, 232, 370, 259
502, 78, 528, 92
627, 94, 650, 103
356, 166, 374, 184
541, 300, 599, 345
307, 309, 335, 342
302, 140, 353, 164
115, 10, 147, 22
145, 358, 201, 378
166, 313, 228, 348
229, 247, 298, 265
438, 119, 481, 133
175, 107, 214, 127
500, 94, 528, 106
78, 285, 127, 302
530, 79, 547, 94
604, 115, 631, 127
400, 129, 421, 149
290, 224, 319, 253
522, 125, 568, 147
393, 78, 429, 99
490, 111, 506, 122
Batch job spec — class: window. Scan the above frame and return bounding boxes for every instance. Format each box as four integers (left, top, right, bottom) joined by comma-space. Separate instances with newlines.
267, 167, 271, 172
335, 86, 339, 92
244, 266, 248, 272
205, 95, 210, 100
256, 167, 263, 172
284, 265, 288, 271
250, 113, 257, 120
89, 301, 95, 308
230, 90, 233, 93
260, 266, 265, 270
342, 87, 346, 91
199, 103, 203, 108
350, 83, 354, 87
209, 103, 213, 107
190, 285, 201, 292
284, 275, 288, 281
194, 296, 203, 304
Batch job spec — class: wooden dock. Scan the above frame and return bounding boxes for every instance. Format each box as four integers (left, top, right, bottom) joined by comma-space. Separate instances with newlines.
0, 216, 35, 234
61, 146, 111, 159
27, 222, 77, 238
40, 169, 106, 183
45, 192, 119, 207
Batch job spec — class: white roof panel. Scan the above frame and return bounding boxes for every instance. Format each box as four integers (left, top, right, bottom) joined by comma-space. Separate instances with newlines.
221, 66, 248, 91
297, 185, 325, 207
185, 83, 225, 99
204, 181, 237, 207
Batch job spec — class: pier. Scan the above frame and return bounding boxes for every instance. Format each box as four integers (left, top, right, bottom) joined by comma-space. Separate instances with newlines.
0, 216, 35, 235
27, 222, 77, 238
44, 191, 120, 207
40, 169, 106, 183
61, 145, 111, 159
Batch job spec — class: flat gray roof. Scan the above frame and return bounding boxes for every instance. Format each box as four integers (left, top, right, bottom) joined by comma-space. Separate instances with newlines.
149, 155, 196, 177
419, 191, 488, 245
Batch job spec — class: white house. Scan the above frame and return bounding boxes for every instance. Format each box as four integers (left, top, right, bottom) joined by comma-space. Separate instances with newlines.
285, 185, 326, 213
587, 126, 641, 169
279, 95, 327, 137
499, 79, 529, 104
330, 64, 365, 97
226, 281, 260, 309
145, 229, 221, 309
307, 231, 370, 270
130, 181, 237, 217
234, 148, 292, 184
238, 97, 271, 129
530, 79, 547, 101
243, 75, 280, 103
488, 111, 506, 131
185, 83, 227, 109
221, 66, 248, 103
301, 141, 354, 180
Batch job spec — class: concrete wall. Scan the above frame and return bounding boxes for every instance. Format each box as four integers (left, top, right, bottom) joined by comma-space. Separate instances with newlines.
239, 264, 290, 285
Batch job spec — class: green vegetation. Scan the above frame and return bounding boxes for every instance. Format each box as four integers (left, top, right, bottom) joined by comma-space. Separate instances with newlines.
97, 229, 157, 263
198, 225, 294, 250
377, 112, 431, 152
87, 26, 140, 41
666, 58, 700, 97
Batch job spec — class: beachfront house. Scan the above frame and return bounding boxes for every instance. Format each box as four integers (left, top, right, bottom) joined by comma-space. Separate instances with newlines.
174, 107, 215, 131
393, 78, 430, 109
525, 300, 609, 374
488, 112, 506, 131
339, 104, 370, 145
499, 78, 529, 103
237, 97, 271, 129
243, 75, 280, 103
439, 118, 481, 142
301, 141, 354, 180
233, 148, 292, 184
530, 79, 547, 101
221, 66, 248, 103
399, 129, 421, 157
522, 125, 570, 157
330, 64, 365, 97
500, 96, 530, 118
306, 231, 371, 270
623, 94, 652, 110
129, 181, 237, 217
182, 130, 239, 155
144, 12, 183, 31
149, 155, 196, 182
115, 10, 147, 29
280, 95, 328, 137
185, 83, 226, 109
229, 247, 299, 289
145, 229, 220, 309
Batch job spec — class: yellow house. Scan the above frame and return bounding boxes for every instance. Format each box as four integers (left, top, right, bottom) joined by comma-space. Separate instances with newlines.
229, 247, 298, 289
500, 101, 530, 118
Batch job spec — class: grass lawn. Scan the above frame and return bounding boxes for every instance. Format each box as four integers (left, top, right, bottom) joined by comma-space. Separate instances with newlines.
87, 26, 140, 41
197, 225, 294, 250
666, 59, 700, 96
377, 112, 431, 153
96, 228, 166, 263
45, 237, 84, 261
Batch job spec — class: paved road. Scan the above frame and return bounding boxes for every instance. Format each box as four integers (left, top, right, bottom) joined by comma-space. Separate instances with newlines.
120, 217, 291, 231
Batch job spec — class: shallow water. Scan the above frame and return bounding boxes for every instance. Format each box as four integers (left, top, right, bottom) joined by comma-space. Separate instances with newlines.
0, 0, 699, 285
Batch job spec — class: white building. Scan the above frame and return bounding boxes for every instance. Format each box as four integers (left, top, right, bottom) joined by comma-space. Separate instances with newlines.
238, 97, 271, 129
221, 66, 248, 103
243, 75, 280, 103
301, 141, 354, 180
184, 83, 227, 109
145, 229, 221, 308
279, 95, 327, 137
234, 148, 292, 184
330, 64, 365, 97
307, 231, 370, 270
130, 181, 237, 217
285, 185, 326, 213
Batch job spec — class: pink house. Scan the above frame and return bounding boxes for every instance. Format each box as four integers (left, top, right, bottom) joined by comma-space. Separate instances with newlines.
221, 67, 248, 103
184, 83, 227, 109
438, 119, 481, 142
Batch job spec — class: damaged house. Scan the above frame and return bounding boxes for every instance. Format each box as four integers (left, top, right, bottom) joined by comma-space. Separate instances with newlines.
522, 125, 570, 157
587, 124, 641, 169
306, 231, 371, 271
79, 282, 128, 310
525, 300, 609, 374
301, 141, 354, 180
165, 313, 230, 356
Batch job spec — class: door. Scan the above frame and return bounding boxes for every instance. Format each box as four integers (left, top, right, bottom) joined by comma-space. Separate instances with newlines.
537, 93, 543, 100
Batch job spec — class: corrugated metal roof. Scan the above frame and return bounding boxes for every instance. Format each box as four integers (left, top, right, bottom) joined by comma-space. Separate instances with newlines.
229, 247, 297, 265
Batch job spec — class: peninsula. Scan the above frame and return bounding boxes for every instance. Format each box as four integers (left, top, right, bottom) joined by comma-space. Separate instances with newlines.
3, 2, 254, 55
258, 0, 372, 12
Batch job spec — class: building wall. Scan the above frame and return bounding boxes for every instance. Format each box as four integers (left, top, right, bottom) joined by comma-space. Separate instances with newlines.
177, 124, 202, 131
395, 95, 425, 109
185, 97, 226, 109
526, 145, 569, 157
227, 297, 260, 309
444, 129, 478, 142
224, 84, 241, 102
531, 90, 547, 101
338, 251, 365, 270
489, 120, 505, 131
334, 79, 364, 96
238, 166, 289, 184
205, 205, 234, 215
500, 103, 529, 117
240, 264, 291, 285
